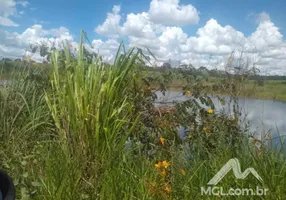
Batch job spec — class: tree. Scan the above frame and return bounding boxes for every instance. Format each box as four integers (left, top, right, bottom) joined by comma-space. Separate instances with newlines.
162, 62, 171, 69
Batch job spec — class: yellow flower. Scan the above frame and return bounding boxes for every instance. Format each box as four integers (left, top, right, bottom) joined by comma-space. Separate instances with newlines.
160, 169, 167, 176
155, 161, 162, 168
179, 169, 186, 176
162, 160, 171, 169
258, 151, 263, 157
159, 137, 165, 145
185, 90, 191, 96
207, 109, 214, 114
164, 185, 172, 194
228, 57, 232, 63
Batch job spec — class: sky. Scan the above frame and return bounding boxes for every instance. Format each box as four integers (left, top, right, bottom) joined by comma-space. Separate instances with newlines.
1, 0, 286, 75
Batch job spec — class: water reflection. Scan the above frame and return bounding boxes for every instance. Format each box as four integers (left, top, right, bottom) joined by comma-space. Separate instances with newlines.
155, 91, 286, 150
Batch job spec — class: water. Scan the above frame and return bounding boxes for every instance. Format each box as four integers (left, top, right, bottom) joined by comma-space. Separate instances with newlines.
155, 91, 286, 150
0, 80, 11, 87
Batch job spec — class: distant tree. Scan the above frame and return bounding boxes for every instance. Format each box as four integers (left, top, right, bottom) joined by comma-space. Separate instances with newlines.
162, 62, 171, 69
30, 44, 38, 54
198, 66, 208, 72
256, 78, 264, 86
2, 58, 12, 61
14, 58, 21, 62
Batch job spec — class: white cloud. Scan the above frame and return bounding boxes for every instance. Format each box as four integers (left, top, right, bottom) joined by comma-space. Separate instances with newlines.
17, 1, 29, 7
249, 20, 283, 50
0, 0, 29, 27
247, 19, 286, 74
148, 0, 199, 26
0, 0, 17, 17
181, 19, 246, 55
32, 19, 50, 24
90, 39, 120, 62
0, 16, 18, 26
95, 5, 122, 38
122, 12, 160, 39
0, 24, 74, 60
0, 24, 120, 63
256, 12, 271, 23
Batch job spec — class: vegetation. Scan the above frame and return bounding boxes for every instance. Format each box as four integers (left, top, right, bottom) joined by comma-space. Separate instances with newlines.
2, 59, 286, 102
0, 32, 286, 199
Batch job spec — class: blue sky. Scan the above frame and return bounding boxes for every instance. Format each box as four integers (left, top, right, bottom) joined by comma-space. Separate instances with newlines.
1, 0, 286, 74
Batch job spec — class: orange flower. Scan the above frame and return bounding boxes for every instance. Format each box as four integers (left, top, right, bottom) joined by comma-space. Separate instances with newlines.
159, 137, 165, 145
179, 169, 186, 176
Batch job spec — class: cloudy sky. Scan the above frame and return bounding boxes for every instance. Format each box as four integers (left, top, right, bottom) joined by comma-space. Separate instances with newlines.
1, 0, 286, 75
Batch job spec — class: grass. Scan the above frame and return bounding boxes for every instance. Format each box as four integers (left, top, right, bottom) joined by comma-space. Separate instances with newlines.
0, 32, 286, 199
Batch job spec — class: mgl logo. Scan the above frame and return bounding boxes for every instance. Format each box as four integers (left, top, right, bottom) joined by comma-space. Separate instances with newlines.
201, 158, 268, 196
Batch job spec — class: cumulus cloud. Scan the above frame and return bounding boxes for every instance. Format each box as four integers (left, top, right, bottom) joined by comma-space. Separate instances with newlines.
0, 24, 120, 63
249, 20, 283, 50
248, 19, 286, 74
90, 39, 120, 62
95, 5, 121, 38
148, 0, 199, 26
256, 12, 271, 23
0, 24, 74, 60
122, 12, 161, 39
181, 19, 246, 55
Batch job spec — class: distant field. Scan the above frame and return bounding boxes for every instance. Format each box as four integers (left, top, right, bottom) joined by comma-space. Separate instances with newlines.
160, 78, 286, 102
246, 80, 286, 101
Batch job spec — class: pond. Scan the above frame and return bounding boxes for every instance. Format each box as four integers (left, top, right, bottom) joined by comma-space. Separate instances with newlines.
155, 91, 286, 151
